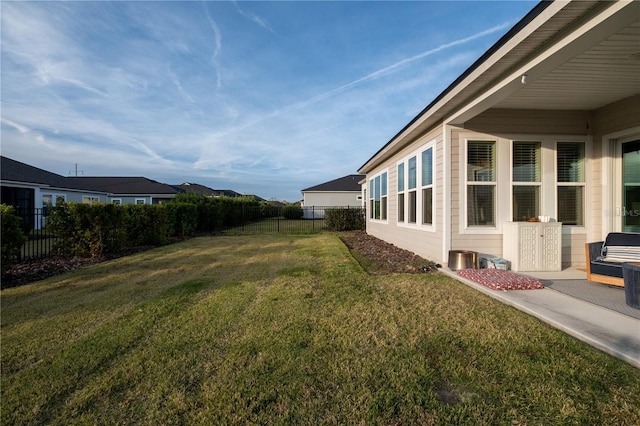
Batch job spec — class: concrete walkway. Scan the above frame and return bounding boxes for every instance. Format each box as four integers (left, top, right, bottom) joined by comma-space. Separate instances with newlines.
442, 268, 640, 368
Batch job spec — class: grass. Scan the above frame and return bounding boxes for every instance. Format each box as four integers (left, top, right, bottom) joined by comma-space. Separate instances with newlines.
2, 233, 639, 425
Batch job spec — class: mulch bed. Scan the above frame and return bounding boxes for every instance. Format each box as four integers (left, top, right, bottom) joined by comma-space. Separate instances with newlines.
456, 268, 545, 291
337, 231, 439, 274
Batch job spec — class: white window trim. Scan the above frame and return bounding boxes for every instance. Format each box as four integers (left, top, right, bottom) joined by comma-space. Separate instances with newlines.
554, 140, 588, 234
397, 141, 436, 232
368, 170, 388, 223
41, 193, 67, 208
462, 137, 502, 234
112, 198, 122, 205
135, 198, 146, 205
82, 196, 101, 205
459, 133, 589, 235
510, 141, 542, 223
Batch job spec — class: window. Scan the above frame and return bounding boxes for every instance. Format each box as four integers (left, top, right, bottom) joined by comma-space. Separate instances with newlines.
135, 198, 146, 205
83, 196, 100, 204
557, 142, 585, 226
408, 156, 417, 223
512, 141, 541, 221
398, 144, 435, 228
421, 148, 433, 225
467, 141, 496, 226
42, 193, 66, 208
368, 172, 387, 221
397, 163, 405, 222
112, 199, 122, 205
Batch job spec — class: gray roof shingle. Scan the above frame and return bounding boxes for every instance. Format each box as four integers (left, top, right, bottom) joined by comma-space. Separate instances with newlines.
302, 174, 365, 192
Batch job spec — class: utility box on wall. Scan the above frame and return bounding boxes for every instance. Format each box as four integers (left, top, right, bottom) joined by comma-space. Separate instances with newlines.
503, 221, 562, 272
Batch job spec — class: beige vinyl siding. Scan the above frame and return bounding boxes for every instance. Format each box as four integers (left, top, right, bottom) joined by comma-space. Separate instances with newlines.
592, 95, 640, 137
590, 95, 640, 240
303, 192, 361, 207
465, 109, 591, 135
563, 233, 587, 267
367, 128, 445, 263
449, 128, 503, 258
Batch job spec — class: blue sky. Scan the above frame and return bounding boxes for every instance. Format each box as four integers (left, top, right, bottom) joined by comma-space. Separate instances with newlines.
1, 1, 537, 202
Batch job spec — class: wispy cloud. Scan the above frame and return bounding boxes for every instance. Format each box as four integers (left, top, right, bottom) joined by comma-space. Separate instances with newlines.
232, 1, 274, 33
201, 1, 223, 89
1, 1, 534, 200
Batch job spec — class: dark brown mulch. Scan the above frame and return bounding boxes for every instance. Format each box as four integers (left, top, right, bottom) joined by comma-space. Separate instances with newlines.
2, 232, 439, 289
1, 246, 154, 289
337, 230, 440, 275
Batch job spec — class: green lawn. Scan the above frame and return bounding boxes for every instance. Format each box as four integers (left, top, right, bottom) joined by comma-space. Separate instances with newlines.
2, 234, 639, 425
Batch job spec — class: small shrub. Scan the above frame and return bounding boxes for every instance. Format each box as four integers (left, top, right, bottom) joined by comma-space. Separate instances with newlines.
282, 205, 303, 220
325, 207, 365, 231
1, 205, 28, 271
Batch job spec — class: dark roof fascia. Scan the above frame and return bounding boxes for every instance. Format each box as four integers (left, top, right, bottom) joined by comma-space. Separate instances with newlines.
358, 0, 553, 172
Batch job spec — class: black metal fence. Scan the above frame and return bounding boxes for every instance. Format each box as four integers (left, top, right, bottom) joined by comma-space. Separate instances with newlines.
13, 208, 58, 262
8, 206, 365, 263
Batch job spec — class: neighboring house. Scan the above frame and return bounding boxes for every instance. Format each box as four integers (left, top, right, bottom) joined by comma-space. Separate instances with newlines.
0, 156, 109, 228
173, 182, 218, 197
174, 183, 259, 199
68, 177, 179, 205
301, 174, 365, 207
358, 1, 640, 272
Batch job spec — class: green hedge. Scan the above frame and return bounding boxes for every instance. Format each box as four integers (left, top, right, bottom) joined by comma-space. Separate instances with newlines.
325, 208, 366, 231
282, 205, 303, 220
1, 205, 28, 271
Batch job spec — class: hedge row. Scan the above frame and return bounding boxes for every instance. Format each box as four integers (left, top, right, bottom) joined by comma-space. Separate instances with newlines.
45, 195, 267, 258
1, 205, 28, 272
325, 207, 366, 231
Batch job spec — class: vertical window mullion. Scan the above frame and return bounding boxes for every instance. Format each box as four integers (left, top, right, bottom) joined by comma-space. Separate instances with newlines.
557, 142, 585, 226
512, 141, 541, 221
467, 141, 496, 227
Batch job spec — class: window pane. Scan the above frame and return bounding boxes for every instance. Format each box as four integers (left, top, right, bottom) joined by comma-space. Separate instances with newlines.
422, 188, 433, 225
381, 172, 387, 196
557, 142, 585, 183
374, 176, 380, 201
467, 186, 495, 226
513, 186, 540, 221
381, 197, 387, 220
398, 163, 405, 191
468, 141, 495, 182
42, 194, 52, 207
408, 157, 417, 189
513, 142, 541, 182
422, 148, 433, 186
408, 191, 417, 223
558, 186, 584, 226
398, 193, 405, 223
370, 179, 375, 199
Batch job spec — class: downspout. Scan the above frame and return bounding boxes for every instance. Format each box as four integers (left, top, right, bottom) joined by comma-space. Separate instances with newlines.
442, 122, 452, 264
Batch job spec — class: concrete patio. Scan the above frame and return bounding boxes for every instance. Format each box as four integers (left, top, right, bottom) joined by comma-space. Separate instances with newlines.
443, 267, 640, 369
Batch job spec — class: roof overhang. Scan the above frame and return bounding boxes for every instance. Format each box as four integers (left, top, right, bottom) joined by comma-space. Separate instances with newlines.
359, 0, 640, 174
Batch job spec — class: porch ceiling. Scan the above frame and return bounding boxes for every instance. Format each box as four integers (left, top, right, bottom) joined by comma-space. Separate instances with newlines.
359, 1, 639, 174
493, 21, 640, 111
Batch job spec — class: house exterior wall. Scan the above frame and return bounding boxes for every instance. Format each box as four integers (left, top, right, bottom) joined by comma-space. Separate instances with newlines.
591, 95, 640, 240
303, 192, 362, 207
366, 109, 611, 268
366, 128, 445, 263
